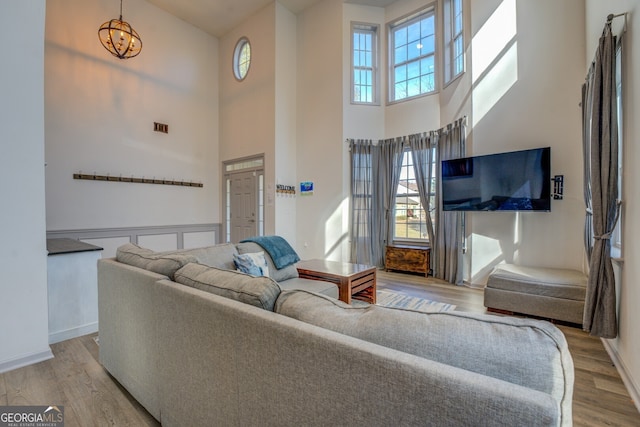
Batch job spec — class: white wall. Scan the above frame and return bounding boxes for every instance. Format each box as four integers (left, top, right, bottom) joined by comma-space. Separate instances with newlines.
275, 3, 299, 247
219, 3, 277, 237
296, 0, 347, 261
45, 0, 219, 231
586, 0, 640, 408
462, 0, 586, 284
0, 0, 52, 372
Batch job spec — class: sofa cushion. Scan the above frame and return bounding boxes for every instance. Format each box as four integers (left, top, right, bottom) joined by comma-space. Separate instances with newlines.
236, 242, 299, 282
277, 277, 339, 299
487, 264, 587, 301
116, 243, 196, 279
275, 289, 572, 402
176, 243, 239, 271
174, 263, 281, 311
233, 252, 270, 277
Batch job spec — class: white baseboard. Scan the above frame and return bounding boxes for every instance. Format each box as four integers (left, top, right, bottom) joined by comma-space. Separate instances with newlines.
49, 322, 99, 345
601, 338, 640, 413
0, 348, 54, 374
463, 280, 485, 289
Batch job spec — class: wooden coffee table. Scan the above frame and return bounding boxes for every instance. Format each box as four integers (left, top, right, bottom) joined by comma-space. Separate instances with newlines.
296, 259, 377, 304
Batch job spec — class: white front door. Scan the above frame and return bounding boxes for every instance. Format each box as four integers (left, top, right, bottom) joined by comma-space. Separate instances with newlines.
228, 170, 257, 243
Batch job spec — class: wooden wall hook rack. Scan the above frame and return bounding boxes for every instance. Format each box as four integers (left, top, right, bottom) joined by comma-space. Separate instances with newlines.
73, 173, 203, 188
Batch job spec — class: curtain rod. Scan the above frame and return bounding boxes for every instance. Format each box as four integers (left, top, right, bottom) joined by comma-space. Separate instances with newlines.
606, 12, 628, 33
606, 12, 627, 23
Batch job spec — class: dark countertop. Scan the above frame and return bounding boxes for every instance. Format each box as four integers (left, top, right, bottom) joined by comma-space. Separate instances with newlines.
47, 238, 103, 256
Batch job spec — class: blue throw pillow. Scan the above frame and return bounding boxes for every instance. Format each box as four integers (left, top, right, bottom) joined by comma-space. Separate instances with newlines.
233, 252, 270, 277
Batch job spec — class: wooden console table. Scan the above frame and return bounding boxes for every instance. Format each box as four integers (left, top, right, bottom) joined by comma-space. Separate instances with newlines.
385, 245, 430, 276
296, 259, 377, 304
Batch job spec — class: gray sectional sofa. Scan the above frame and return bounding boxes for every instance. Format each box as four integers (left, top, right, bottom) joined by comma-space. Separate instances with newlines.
97, 242, 574, 426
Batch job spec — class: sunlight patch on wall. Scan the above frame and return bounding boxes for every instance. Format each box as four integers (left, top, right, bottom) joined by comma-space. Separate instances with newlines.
472, 42, 518, 126
472, 0, 517, 82
470, 232, 503, 279
324, 197, 349, 260
471, 0, 519, 127
514, 211, 521, 245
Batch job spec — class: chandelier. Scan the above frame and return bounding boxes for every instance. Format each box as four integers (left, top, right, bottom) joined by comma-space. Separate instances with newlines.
98, 0, 142, 59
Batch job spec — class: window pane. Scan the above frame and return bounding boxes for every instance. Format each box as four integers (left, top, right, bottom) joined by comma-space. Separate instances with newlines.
407, 77, 420, 97
422, 74, 434, 93
408, 42, 421, 61
454, 35, 464, 65
364, 86, 372, 103
454, 0, 463, 33
421, 34, 435, 54
421, 56, 434, 75
395, 45, 407, 64
395, 81, 407, 100
407, 61, 420, 79
394, 27, 407, 48
395, 64, 407, 82
421, 17, 434, 36
407, 22, 421, 44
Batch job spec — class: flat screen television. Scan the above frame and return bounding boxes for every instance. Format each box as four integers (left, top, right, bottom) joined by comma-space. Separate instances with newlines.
441, 147, 551, 212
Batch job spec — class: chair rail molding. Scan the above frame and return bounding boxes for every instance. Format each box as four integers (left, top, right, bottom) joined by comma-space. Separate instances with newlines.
47, 223, 222, 256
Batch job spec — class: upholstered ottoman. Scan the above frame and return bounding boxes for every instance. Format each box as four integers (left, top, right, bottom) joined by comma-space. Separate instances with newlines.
484, 264, 587, 325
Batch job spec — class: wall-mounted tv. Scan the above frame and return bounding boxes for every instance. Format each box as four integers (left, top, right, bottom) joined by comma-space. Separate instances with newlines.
441, 147, 551, 212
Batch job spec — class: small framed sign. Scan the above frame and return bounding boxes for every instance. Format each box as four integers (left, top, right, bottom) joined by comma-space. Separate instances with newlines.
300, 181, 314, 196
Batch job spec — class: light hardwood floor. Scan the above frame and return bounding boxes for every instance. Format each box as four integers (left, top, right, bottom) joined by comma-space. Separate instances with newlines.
1, 270, 638, 426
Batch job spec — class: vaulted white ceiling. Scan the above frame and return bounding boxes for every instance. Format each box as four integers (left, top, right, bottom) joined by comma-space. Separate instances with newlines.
144, 0, 397, 38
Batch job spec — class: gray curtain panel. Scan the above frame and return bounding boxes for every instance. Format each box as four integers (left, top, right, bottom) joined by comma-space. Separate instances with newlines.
349, 137, 404, 268
434, 118, 466, 285
581, 80, 594, 261
409, 132, 437, 269
349, 139, 376, 266
380, 138, 406, 256
582, 24, 620, 338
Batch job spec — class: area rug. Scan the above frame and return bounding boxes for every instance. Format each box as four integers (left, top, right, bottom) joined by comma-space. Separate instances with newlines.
376, 289, 456, 313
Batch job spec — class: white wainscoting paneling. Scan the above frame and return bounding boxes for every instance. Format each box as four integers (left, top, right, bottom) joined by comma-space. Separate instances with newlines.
138, 234, 179, 252
184, 231, 217, 249
82, 237, 130, 259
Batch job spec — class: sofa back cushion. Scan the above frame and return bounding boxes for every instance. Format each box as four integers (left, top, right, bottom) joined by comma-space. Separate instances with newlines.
236, 242, 299, 282
275, 289, 572, 405
116, 243, 196, 279
176, 243, 239, 271
174, 263, 281, 311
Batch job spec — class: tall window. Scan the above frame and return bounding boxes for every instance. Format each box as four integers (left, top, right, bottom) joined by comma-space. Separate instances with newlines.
352, 23, 379, 104
444, 0, 464, 84
389, 8, 436, 102
612, 42, 623, 255
394, 150, 433, 242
